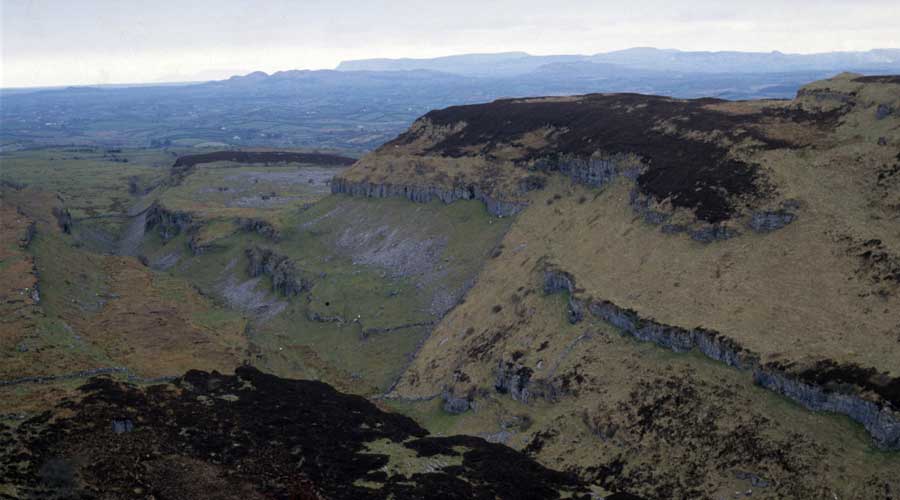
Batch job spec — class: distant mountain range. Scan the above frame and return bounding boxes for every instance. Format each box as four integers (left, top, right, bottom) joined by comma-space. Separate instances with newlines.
336, 47, 900, 76
3, 47, 899, 151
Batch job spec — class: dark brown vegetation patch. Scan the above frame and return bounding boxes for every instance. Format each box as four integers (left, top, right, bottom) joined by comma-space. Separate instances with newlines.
388, 94, 793, 222
173, 150, 357, 168
0, 367, 602, 500
852, 75, 900, 84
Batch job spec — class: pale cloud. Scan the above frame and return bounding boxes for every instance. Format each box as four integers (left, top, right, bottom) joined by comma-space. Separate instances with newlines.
2, 0, 899, 87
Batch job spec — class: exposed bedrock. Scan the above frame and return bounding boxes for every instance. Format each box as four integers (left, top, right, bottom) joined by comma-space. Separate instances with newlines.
541, 269, 900, 450
245, 245, 309, 297
494, 360, 534, 403
541, 269, 586, 324
144, 202, 192, 241
330, 177, 526, 217
441, 388, 471, 414
51, 207, 73, 234
748, 201, 800, 233
876, 104, 895, 120
689, 225, 740, 243
393, 93, 795, 224
237, 217, 280, 241
532, 154, 638, 189
748, 210, 796, 233
187, 235, 222, 256
753, 369, 900, 449
587, 299, 758, 369
630, 187, 799, 242
20, 221, 36, 248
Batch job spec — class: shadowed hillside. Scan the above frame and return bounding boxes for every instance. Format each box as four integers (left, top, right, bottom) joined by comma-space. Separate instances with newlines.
1, 367, 645, 499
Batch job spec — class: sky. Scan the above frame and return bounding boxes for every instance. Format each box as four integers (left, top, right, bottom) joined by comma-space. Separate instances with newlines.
2, 0, 899, 88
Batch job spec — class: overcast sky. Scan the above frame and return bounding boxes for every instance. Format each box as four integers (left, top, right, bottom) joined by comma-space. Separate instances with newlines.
2, 0, 899, 87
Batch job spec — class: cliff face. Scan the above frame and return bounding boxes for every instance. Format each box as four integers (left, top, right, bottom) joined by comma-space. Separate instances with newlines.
237, 217, 280, 240
331, 177, 526, 217
51, 206, 72, 234
144, 202, 192, 241
542, 269, 900, 450
245, 246, 309, 297
360, 92, 787, 224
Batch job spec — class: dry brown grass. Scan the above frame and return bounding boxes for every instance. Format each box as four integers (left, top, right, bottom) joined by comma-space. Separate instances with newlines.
354, 75, 900, 378
390, 175, 900, 497
0, 186, 248, 393
358, 75, 900, 495
63, 256, 248, 378
0, 200, 39, 357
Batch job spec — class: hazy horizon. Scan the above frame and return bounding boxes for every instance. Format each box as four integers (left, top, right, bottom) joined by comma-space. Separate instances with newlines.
3, 0, 900, 88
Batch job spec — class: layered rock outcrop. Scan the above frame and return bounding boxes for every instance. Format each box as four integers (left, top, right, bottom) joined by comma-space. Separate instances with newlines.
331, 177, 526, 217
51, 207, 72, 234
542, 268, 900, 450
144, 202, 192, 241
237, 217, 280, 240
245, 246, 309, 297
532, 154, 639, 189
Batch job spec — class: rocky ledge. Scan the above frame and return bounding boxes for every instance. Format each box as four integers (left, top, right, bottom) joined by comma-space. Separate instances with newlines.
542, 269, 900, 450
331, 177, 526, 217
0, 367, 647, 499
144, 202, 193, 241
245, 246, 310, 297
237, 217, 280, 240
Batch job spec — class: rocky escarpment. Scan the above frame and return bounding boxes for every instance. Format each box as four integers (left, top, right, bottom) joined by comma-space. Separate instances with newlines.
0, 367, 621, 500
495, 360, 536, 403
331, 177, 526, 217
167, 150, 357, 187
541, 269, 900, 450
753, 369, 900, 450
185, 215, 281, 257
237, 217, 280, 240
51, 206, 73, 234
541, 269, 586, 324
532, 152, 800, 243
245, 245, 309, 297
144, 202, 192, 241
339, 90, 814, 237
172, 150, 358, 169
20, 219, 36, 248
385, 93, 798, 223
532, 154, 640, 190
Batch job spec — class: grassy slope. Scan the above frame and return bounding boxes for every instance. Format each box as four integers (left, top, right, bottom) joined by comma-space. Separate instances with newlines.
0, 151, 249, 414
392, 177, 900, 498
157, 161, 342, 219
3, 74, 898, 496
341, 75, 900, 379
322, 75, 900, 497
143, 194, 511, 394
